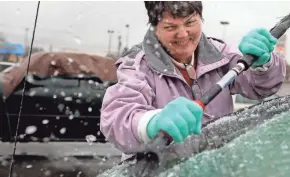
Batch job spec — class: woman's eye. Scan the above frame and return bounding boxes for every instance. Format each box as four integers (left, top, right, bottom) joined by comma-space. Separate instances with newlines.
186, 21, 195, 26
164, 26, 176, 31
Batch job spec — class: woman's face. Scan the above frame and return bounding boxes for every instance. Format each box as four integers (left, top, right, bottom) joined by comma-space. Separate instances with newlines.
155, 11, 202, 63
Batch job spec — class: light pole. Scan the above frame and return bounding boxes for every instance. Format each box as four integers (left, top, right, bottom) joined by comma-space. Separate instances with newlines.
24, 27, 29, 55
107, 30, 114, 55
124, 24, 130, 52
117, 35, 122, 58
220, 21, 230, 41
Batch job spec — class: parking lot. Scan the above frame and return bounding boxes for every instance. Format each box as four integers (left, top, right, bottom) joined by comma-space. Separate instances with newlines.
0, 142, 121, 177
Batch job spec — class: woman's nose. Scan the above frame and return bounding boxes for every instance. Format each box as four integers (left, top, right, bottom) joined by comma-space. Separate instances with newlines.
176, 27, 189, 38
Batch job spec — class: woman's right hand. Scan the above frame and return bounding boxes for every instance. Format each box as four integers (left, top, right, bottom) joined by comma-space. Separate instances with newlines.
146, 97, 204, 143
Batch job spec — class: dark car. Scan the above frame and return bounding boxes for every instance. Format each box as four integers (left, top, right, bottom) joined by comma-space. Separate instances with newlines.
0, 74, 110, 143
0, 52, 118, 143
0, 52, 121, 177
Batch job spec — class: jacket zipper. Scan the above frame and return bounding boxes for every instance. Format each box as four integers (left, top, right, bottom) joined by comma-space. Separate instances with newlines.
183, 63, 201, 100
191, 79, 199, 100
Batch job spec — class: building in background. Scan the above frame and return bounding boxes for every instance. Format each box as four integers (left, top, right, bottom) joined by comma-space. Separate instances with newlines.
0, 41, 24, 71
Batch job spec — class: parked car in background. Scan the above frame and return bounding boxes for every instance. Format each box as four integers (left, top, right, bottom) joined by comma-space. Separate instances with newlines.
233, 94, 279, 111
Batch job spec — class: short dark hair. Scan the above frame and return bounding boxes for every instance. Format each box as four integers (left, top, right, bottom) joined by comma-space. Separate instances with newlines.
144, 1, 203, 26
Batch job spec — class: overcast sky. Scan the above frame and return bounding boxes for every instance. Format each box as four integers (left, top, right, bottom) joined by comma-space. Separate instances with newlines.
0, 1, 289, 62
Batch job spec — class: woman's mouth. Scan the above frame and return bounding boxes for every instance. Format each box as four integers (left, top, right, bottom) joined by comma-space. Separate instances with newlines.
173, 40, 190, 47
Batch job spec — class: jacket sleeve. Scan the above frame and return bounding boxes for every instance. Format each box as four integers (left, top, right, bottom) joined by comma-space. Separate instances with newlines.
218, 41, 286, 100
100, 54, 161, 153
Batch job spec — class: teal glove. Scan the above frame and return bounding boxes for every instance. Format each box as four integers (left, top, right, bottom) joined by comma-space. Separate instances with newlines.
238, 28, 278, 68
146, 97, 203, 143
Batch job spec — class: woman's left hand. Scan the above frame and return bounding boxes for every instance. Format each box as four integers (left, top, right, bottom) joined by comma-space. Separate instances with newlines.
238, 28, 278, 68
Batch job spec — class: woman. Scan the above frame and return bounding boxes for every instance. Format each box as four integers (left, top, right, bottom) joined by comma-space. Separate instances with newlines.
100, 1, 286, 160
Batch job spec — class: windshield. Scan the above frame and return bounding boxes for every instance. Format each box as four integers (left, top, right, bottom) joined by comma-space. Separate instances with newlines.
0, 2, 290, 177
